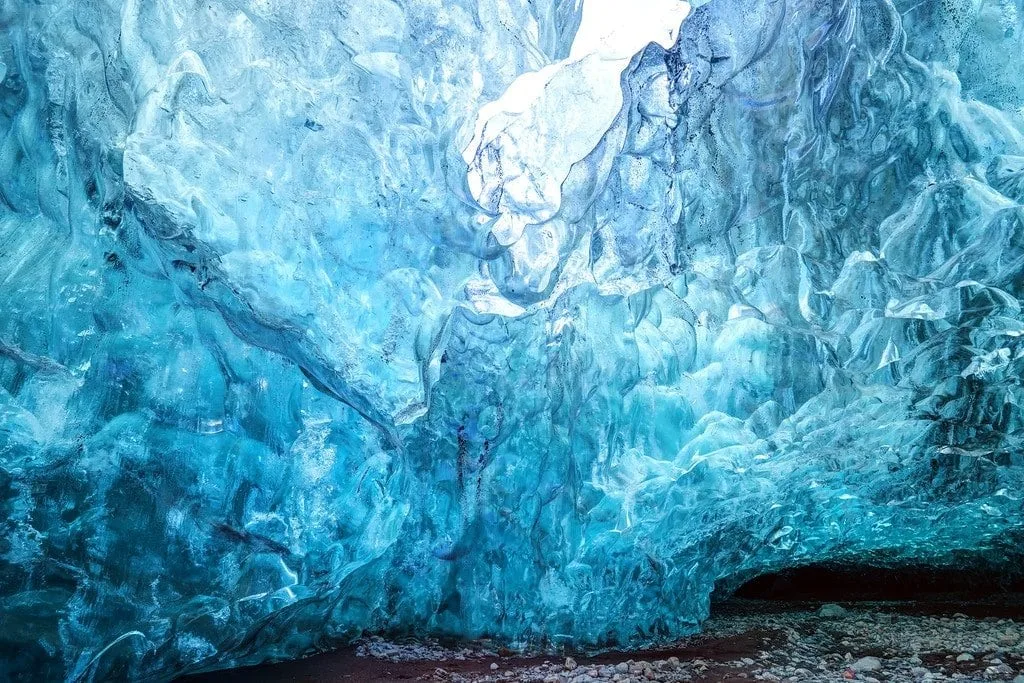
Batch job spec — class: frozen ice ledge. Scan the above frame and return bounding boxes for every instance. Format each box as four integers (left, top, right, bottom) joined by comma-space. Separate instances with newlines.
1, 0, 1023, 680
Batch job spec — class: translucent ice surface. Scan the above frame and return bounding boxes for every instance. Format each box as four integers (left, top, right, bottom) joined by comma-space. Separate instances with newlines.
1, 0, 1024, 679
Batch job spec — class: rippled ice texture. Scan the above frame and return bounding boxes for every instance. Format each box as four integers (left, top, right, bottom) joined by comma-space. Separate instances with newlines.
2, 0, 1024, 679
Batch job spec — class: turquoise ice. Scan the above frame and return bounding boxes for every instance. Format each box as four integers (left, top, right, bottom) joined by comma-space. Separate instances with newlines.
1, 0, 1023, 679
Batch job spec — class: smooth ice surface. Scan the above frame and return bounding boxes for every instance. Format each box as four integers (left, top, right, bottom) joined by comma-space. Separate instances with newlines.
2, 0, 1024, 679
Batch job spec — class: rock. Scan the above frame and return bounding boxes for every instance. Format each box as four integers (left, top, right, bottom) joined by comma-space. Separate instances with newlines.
911, 667, 929, 678
490, 662, 498, 671
615, 662, 628, 673
819, 603, 848, 618
956, 653, 974, 663
565, 656, 578, 670
1012, 675, 1024, 683
851, 656, 882, 672
910, 655, 923, 665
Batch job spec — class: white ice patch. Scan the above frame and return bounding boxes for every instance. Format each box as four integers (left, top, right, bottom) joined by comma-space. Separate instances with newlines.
462, 0, 691, 229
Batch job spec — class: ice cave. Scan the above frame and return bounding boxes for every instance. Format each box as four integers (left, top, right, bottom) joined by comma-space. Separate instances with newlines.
1, 0, 1024, 680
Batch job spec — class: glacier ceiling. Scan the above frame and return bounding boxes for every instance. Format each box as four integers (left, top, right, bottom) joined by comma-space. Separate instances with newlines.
2, 0, 1024, 679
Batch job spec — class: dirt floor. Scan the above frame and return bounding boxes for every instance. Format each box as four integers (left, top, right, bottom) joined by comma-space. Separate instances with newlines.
179, 596, 1024, 682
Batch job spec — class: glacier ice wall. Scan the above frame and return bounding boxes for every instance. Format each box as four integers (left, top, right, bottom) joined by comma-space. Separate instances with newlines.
2, 0, 1024, 679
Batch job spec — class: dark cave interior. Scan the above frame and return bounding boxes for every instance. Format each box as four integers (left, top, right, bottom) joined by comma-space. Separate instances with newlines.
723, 561, 1024, 604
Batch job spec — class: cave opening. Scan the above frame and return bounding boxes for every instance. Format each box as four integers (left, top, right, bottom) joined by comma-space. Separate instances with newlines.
717, 559, 1024, 612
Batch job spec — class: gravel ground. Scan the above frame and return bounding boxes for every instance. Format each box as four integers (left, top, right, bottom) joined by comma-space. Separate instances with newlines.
180, 598, 1024, 683
393, 602, 1024, 683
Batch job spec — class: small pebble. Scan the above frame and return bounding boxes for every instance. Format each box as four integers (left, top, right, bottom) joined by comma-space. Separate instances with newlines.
819, 603, 849, 618
851, 656, 882, 672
